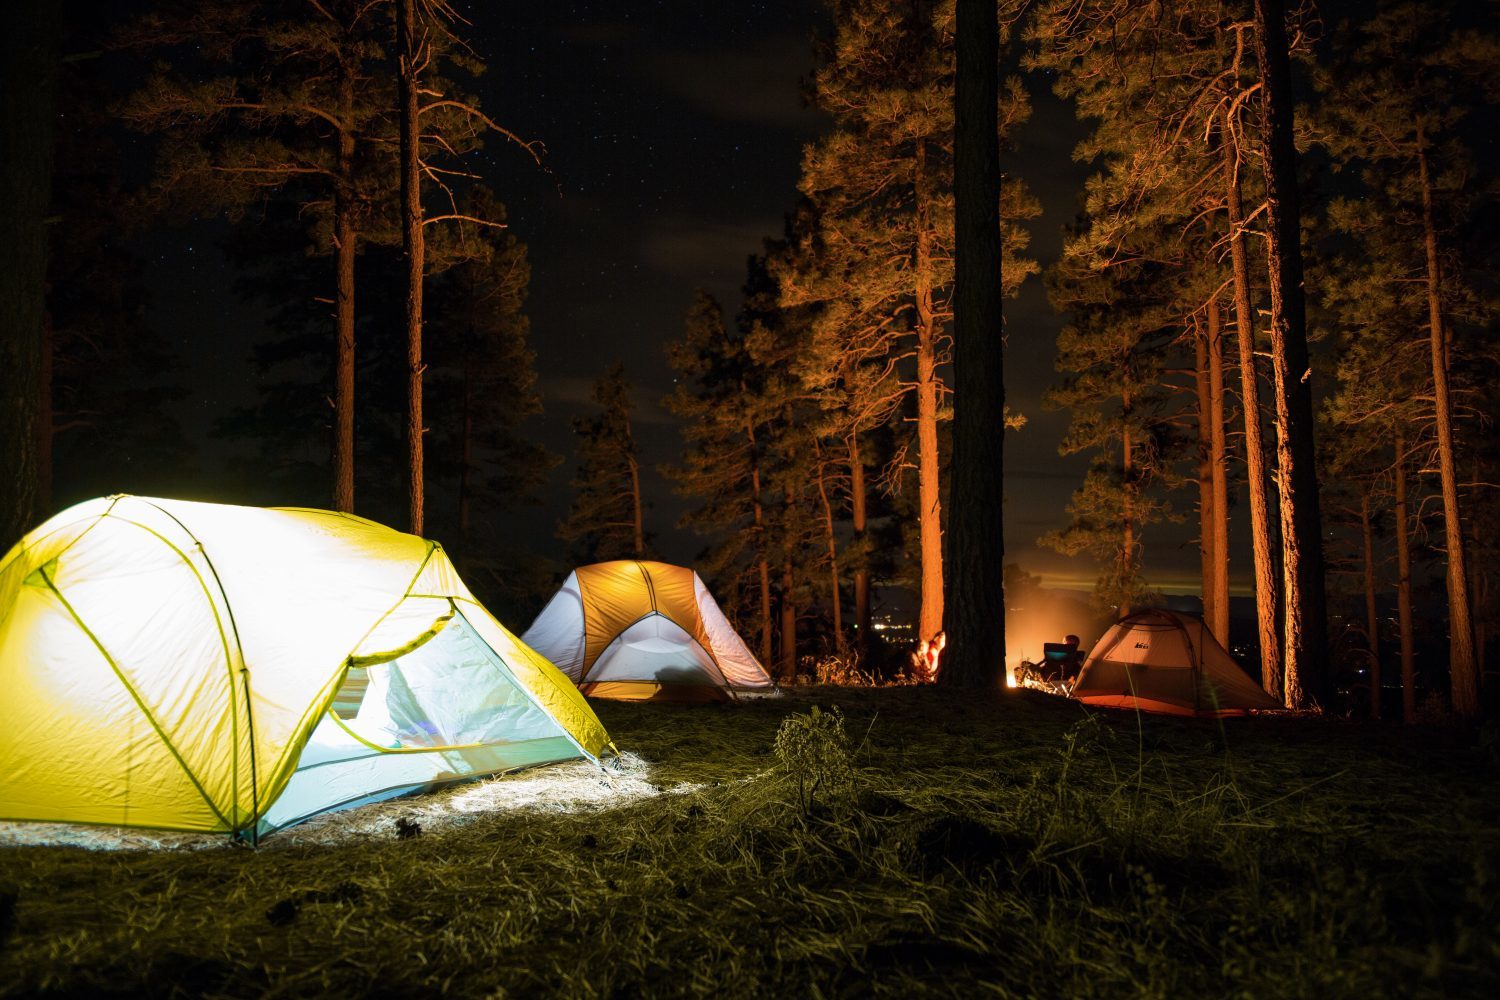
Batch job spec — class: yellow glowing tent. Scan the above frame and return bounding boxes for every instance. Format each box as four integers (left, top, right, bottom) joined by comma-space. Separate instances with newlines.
0, 496, 614, 840
522, 560, 774, 701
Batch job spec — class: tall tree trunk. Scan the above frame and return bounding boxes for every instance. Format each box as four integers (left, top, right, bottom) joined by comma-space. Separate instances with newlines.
1394, 441, 1416, 723
398, 0, 426, 535
39, 313, 53, 513
913, 138, 945, 646
1207, 300, 1231, 644
332, 51, 357, 514
1195, 318, 1217, 630
849, 431, 871, 648
1416, 135, 1477, 721
1254, 0, 1328, 709
1223, 127, 1282, 697
941, 0, 1005, 687
812, 440, 844, 651
1361, 490, 1381, 721
746, 409, 773, 665
627, 452, 644, 557
458, 331, 474, 540
1471, 466, 1487, 688
780, 559, 797, 683
0, 0, 62, 545
1120, 384, 1135, 618
757, 554, 774, 667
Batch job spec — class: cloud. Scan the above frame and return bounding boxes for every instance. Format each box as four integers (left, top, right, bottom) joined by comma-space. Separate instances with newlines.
642, 32, 826, 130
539, 375, 677, 426
637, 215, 776, 281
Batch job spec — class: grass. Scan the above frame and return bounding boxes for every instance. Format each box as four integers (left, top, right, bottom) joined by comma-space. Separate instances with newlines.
1, 687, 1497, 998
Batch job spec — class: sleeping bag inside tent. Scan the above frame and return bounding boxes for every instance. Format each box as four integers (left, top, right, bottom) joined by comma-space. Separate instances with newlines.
1071, 609, 1280, 716
0, 496, 614, 839
522, 560, 774, 701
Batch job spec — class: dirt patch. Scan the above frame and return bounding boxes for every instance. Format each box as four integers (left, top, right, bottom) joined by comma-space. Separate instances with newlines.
0, 753, 681, 852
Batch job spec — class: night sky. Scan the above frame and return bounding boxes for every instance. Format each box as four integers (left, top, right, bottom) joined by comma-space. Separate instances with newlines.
136, 0, 1223, 601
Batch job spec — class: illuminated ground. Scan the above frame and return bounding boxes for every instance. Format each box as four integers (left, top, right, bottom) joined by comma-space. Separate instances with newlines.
1, 687, 1495, 997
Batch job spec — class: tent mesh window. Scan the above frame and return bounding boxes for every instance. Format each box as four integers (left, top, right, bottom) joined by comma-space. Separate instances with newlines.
328, 617, 561, 752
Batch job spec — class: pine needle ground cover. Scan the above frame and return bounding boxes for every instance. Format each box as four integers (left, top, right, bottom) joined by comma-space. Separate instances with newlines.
1, 688, 1496, 998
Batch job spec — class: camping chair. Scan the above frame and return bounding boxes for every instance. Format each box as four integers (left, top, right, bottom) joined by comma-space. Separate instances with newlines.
1018, 643, 1083, 696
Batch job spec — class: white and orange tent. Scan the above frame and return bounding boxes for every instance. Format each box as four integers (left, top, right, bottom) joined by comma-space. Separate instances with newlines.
522, 560, 774, 702
1071, 609, 1280, 716
0, 496, 614, 840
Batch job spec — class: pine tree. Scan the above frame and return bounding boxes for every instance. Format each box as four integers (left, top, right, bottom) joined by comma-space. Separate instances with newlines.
123, 1, 526, 522
663, 291, 779, 663
1029, 0, 1288, 691
46, 59, 191, 507
423, 189, 551, 551
1311, 0, 1498, 721
1316, 186, 1447, 722
801, 0, 951, 645
1253, 0, 1328, 709
0, 0, 63, 545
558, 363, 648, 563
1221, 96, 1284, 695
774, 202, 896, 650
1192, 302, 1232, 645
398, 0, 540, 535
1315, 292, 1410, 721
1030, 1, 1234, 618
121, 0, 397, 513
1041, 243, 1182, 614
748, 243, 837, 677
397, 0, 426, 533
942, 0, 1009, 688
793, 0, 1036, 645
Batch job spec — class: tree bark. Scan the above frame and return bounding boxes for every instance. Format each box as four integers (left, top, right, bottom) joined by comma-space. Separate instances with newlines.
813, 440, 844, 651
458, 321, 474, 540
940, 0, 1005, 688
780, 559, 797, 683
1207, 300, 1231, 644
1416, 135, 1477, 721
627, 452, 644, 558
757, 554, 774, 667
1361, 490, 1380, 721
1223, 127, 1282, 698
332, 47, 357, 514
1394, 441, 1416, 724
1120, 384, 1135, 618
1471, 467, 1487, 689
1254, 0, 1328, 709
849, 432, 871, 648
39, 311, 53, 513
1195, 319, 1217, 631
398, 0, 426, 535
0, 0, 62, 545
913, 137, 945, 646
746, 409, 773, 665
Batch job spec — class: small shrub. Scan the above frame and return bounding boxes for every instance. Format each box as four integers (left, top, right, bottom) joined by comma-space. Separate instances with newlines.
773, 705, 855, 815
812, 650, 878, 687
